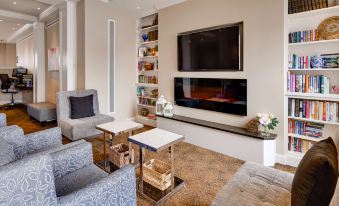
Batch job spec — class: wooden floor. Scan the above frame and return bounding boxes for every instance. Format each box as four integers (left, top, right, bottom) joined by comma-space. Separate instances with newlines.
1, 107, 296, 206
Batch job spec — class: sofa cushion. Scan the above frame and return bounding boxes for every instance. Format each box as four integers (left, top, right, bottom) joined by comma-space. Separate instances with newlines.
212, 162, 294, 206
69, 95, 95, 119
55, 164, 108, 197
0, 136, 15, 166
291, 137, 338, 206
60, 114, 114, 141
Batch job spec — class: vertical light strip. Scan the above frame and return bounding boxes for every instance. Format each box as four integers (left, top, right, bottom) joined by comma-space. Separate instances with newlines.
108, 19, 116, 113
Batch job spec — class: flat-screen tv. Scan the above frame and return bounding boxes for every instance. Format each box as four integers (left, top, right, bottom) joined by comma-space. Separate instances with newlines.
178, 22, 243, 71
174, 77, 247, 116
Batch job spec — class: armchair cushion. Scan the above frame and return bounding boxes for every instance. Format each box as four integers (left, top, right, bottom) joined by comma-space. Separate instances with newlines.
69, 95, 95, 119
0, 125, 26, 160
59, 114, 114, 141
58, 165, 136, 206
25, 127, 62, 154
51, 142, 93, 178
0, 154, 58, 206
0, 136, 15, 166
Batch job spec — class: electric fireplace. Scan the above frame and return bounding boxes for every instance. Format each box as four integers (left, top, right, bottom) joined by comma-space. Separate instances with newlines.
174, 77, 247, 116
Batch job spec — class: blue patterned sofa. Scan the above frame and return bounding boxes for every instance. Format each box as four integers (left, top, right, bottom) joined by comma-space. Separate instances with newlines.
0, 123, 137, 205
56, 89, 115, 141
0, 145, 137, 205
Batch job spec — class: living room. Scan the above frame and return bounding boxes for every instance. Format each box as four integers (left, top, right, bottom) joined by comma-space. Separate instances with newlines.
0, 0, 339, 205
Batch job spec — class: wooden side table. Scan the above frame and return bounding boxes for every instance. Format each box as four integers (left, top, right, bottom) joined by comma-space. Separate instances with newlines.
96, 120, 143, 172
128, 128, 185, 205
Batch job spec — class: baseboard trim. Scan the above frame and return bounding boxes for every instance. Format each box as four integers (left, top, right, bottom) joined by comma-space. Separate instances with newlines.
275, 153, 286, 165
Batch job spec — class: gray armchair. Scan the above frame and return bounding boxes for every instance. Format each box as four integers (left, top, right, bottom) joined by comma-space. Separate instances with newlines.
0, 141, 137, 206
0, 125, 84, 162
56, 89, 115, 141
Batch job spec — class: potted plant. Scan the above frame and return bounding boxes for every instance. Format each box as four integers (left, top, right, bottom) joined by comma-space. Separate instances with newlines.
257, 113, 279, 137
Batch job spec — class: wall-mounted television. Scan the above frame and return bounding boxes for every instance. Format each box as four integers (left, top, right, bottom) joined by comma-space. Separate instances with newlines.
178, 22, 243, 71
174, 77, 247, 116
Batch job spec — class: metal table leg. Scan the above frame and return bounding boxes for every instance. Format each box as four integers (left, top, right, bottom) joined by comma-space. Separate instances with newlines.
128, 131, 134, 163
139, 147, 145, 193
170, 145, 174, 190
103, 132, 107, 169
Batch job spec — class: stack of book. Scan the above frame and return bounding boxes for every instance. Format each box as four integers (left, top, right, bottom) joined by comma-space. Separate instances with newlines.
288, 0, 328, 14
138, 75, 158, 84
289, 29, 319, 43
288, 98, 339, 122
287, 73, 330, 94
288, 54, 311, 69
288, 119, 324, 138
288, 136, 314, 153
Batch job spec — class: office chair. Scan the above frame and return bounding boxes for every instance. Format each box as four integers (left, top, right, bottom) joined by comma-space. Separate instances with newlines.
0, 74, 20, 109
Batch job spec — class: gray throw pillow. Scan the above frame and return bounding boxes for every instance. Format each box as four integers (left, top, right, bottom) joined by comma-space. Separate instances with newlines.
0, 136, 15, 166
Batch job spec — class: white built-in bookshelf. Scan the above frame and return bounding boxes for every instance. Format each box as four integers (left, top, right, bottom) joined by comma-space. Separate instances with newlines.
285, 5, 339, 166
135, 13, 159, 127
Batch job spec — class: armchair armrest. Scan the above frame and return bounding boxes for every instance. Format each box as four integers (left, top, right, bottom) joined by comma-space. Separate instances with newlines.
51, 142, 93, 178
0, 154, 58, 205
0, 113, 6, 127
25, 127, 62, 154
58, 165, 137, 206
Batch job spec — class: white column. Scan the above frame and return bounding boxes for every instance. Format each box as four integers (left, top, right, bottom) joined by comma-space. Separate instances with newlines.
59, 3, 67, 91
66, 0, 77, 91
33, 22, 45, 103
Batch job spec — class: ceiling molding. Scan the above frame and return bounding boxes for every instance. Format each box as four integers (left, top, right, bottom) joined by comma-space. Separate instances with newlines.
6, 24, 33, 43
0, 9, 37, 23
39, 5, 58, 21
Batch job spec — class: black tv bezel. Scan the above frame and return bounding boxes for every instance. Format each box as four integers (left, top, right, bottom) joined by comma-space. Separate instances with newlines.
177, 22, 244, 72
174, 77, 248, 116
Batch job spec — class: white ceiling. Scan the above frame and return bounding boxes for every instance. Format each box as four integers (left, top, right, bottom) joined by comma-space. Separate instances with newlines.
106, 0, 187, 17
0, 0, 52, 42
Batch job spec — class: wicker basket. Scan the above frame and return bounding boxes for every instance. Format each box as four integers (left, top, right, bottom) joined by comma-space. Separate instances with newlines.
109, 143, 134, 168
143, 159, 172, 191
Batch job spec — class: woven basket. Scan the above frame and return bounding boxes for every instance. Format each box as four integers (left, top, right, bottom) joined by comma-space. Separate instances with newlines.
143, 159, 172, 191
109, 143, 134, 168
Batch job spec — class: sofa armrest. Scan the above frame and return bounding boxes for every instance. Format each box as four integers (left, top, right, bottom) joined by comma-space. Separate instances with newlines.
0, 154, 58, 205
0, 125, 26, 160
58, 165, 137, 206
0, 113, 6, 127
25, 127, 62, 154
51, 142, 93, 178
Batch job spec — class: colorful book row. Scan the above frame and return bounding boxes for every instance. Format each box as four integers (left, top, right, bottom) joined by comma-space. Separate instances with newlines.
138, 75, 158, 84
288, 136, 314, 154
289, 29, 318, 43
287, 73, 330, 94
288, 119, 324, 138
288, 99, 339, 122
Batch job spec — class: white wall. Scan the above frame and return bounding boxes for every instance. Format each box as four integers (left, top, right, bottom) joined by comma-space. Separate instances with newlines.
84, 0, 136, 119
158, 0, 285, 154
16, 35, 34, 73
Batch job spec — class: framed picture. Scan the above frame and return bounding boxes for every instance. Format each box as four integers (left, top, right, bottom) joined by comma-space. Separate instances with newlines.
138, 47, 147, 57
48, 47, 60, 71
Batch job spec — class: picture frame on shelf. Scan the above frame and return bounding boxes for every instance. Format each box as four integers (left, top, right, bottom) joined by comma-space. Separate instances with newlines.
138, 47, 147, 57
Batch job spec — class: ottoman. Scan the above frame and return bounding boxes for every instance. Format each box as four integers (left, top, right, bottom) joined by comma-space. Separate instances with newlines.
27, 102, 57, 126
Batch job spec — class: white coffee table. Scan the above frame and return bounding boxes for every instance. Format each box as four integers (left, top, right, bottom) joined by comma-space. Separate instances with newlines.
128, 128, 185, 205
96, 120, 143, 172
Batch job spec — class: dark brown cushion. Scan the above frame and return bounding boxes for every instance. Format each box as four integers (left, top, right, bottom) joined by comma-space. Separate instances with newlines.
291, 137, 338, 206
69, 95, 95, 119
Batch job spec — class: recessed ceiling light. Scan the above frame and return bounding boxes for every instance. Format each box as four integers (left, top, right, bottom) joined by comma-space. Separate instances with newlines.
0, 20, 3, 22
37, 7, 41, 10
137, 6, 140, 10
17, 23, 20, 26
13, 1, 17, 5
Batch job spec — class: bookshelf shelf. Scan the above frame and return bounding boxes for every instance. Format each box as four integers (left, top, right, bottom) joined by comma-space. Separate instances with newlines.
288, 39, 339, 47
138, 25, 158, 32
138, 56, 158, 60
288, 6, 339, 20
139, 40, 158, 46
288, 116, 339, 126
137, 104, 156, 108
287, 133, 323, 142
287, 68, 339, 71
136, 83, 158, 87
137, 96, 158, 100
288, 151, 304, 158
286, 92, 339, 101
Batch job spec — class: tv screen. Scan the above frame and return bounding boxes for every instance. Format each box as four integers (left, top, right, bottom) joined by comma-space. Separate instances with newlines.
174, 77, 247, 116
178, 22, 243, 71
